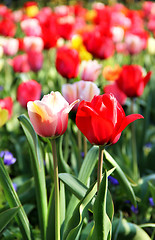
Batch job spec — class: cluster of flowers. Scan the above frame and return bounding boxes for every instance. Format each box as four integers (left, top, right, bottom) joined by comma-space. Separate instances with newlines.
0, 1, 153, 133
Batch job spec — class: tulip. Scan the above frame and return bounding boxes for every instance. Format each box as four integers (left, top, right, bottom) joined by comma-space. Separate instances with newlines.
80, 60, 102, 82
3, 38, 19, 56
0, 19, 16, 37
27, 91, 79, 138
17, 80, 41, 108
124, 34, 145, 55
116, 65, 151, 98
0, 97, 13, 119
56, 46, 80, 79
23, 36, 44, 52
62, 80, 100, 111
21, 19, 42, 37
102, 65, 122, 81
104, 82, 127, 105
76, 93, 143, 146
27, 50, 43, 72
24, 1, 39, 17
0, 107, 8, 127
10, 54, 30, 73
83, 29, 115, 59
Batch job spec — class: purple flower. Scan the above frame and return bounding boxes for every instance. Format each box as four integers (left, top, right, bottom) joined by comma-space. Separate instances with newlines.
131, 205, 138, 214
81, 152, 85, 158
108, 176, 119, 186
13, 183, 17, 192
149, 197, 154, 207
0, 86, 3, 91
0, 151, 16, 165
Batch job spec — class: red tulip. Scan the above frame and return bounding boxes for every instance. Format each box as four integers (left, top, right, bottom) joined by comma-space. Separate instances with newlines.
56, 46, 80, 79
0, 97, 13, 119
104, 82, 127, 105
83, 29, 115, 59
11, 54, 30, 73
17, 80, 41, 108
0, 18, 16, 37
116, 65, 151, 98
27, 50, 43, 72
76, 93, 143, 146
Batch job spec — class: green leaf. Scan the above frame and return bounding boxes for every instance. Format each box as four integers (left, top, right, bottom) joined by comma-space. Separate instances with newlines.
139, 223, 155, 228
64, 146, 99, 231
59, 173, 88, 200
60, 182, 66, 238
0, 206, 20, 232
0, 158, 32, 240
63, 182, 97, 240
18, 114, 48, 240
80, 221, 94, 240
90, 170, 113, 240
104, 150, 136, 206
112, 218, 151, 240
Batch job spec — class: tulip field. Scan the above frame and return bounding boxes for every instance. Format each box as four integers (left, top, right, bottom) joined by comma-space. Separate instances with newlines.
0, 1, 155, 240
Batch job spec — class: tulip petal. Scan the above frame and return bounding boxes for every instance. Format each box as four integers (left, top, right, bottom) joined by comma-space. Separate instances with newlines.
0, 108, 8, 128
76, 102, 114, 145
143, 71, 151, 87
111, 114, 144, 143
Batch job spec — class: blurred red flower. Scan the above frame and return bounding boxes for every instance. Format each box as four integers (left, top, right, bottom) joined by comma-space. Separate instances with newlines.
83, 28, 115, 59
27, 50, 43, 72
0, 97, 13, 119
76, 93, 143, 146
17, 80, 42, 108
56, 46, 80, 79
0, 18, 16, 37
116, 65, 151, 98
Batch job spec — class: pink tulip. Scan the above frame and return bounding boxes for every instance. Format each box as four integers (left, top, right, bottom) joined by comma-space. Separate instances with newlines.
80, 60, 102, 82
62, 80, 100, 111
3, 38, 19, 56
21, 18, 42, 37
23, 36, 44, 52
27, 91, 79, 138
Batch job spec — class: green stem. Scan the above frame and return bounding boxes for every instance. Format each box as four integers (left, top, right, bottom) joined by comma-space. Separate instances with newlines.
97, 146, 104, 192
131, 99, 139, 181
51, 139, 60, 240
83, 135, 87, 157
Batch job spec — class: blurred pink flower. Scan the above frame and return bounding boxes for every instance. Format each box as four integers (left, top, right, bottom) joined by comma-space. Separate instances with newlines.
21, 18, 42, 37
62, 80, 100, 111
3, 38, 19, 56
80, 60, 102, 82
23, 36, 44, 52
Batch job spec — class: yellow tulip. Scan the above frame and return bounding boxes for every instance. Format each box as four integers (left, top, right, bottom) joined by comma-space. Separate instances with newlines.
0, 108, 8, 128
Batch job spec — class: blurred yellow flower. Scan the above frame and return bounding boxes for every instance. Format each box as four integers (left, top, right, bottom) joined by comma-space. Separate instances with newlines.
85, 10, 97, 22
0, 108, 8, 128
71, 35, 92, 61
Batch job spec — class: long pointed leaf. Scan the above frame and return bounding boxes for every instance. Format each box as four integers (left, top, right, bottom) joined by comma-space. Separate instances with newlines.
0, 158, 32, 240
64, 146, 99, 232
0, 206, 21, 232
63, 182, 97, 240
91, 171, 113, 240
18, 114, 48, 240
